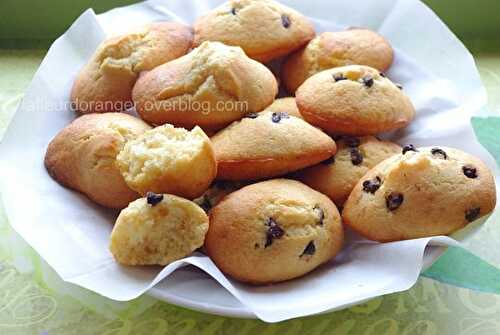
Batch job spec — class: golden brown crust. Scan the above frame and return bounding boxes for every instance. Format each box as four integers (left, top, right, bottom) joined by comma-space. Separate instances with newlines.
205, 179, 343, 284
211, 111, 336, 180
44, 113, 151, 208
297, 136, 401, 206
193, 0, 315, 62
71, 22, 193, 114
342, 147, 497, 242
295, 65, 415, 136
132, 41, 278, 130
217, 150, 333, 181
282, 29, 394, 93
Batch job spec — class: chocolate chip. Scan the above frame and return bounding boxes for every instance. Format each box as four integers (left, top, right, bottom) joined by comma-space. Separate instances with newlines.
230, 7, 237, 15
267, 220, 284, 238
313, 206, 324, 225
463, 165, 478, 179
281, 14, 291, 28
431, 148, 447, 160
402, 144, 418, 154
321, 155, 335, 165
245, 112, 258, 119
264, 218, 284, 247
344, 136, 361, 148
300, 241, 316, 257
395, 83, 403, 90
363, 176, 382, 194
146, 192, 163, 206
350, 148, 363, 165
264, 236, 272, 248
271, 111, 289, 123
333, 73, 347, 82
362, 75, 374, 88
386, 192, 404, 211
465, 207, 480, 222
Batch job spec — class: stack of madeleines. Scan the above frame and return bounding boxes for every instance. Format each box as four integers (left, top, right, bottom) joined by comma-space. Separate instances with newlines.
45, 0, 496, 285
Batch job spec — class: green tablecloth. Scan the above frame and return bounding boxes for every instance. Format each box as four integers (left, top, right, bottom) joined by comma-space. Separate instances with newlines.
0, 50, 499, 334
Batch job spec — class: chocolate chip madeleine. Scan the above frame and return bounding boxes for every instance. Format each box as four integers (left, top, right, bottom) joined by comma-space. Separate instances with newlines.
297, 136, 401, 206
193, 0, 315, 62
132, 41, 278, 131
343, 146, 496, 242
71, 22, 193, 113
211, 111, 336, 180
44, 113, 151, 208
296, 65, 415, 136
205, 179, 343, 284
282, 29, 393, 93
110, 193, 208, 265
